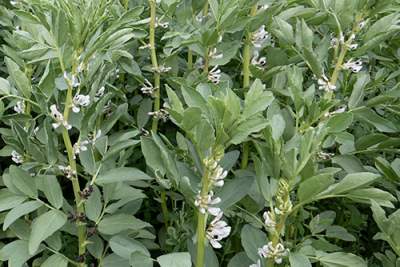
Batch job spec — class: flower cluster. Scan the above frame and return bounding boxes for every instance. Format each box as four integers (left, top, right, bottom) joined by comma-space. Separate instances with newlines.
252, 25, 269, 49
140, 79, 156, 96
11, 150, 23, 164
148, 109, 169, 122
208, 65, 221, 84
275, 179, 292, 215
14, 101, 25, 114
50, 105, 72, 130
94, 86, 105, 102
58, 165, 76, 179
63, 72, 80, 88
72, 94, 90, 113
152, 65, 171, 73
343, 58, 363, 73
206, 212, 231, 249
194, 191, 221, 216
209, 48, 223, 60
73, 130, 101, 157
258, 242, 289, 264
263, 211, 276, 229
251, 51, 267, 69
155, 17, 169, 28
317, 74, 337, 92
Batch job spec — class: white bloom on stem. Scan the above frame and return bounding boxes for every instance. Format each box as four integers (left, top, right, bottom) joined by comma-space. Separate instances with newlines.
72, 94, 90, 113
58, 165, 76, 178
206, 212, 231, 249
139, 43, 152, 50
258, 242, 289, 264
343, 58, 363, 73
73, 140, 89, 157
94, 86, 105, 102
155, 17, 169, 28
11, 150, 23, 164
263, 211, 276, 228
208, 65, 221, 84
348, 43, 358, 50
359, 21, 367, 29
252, 25, 269, 48
50, 105, 72, 130
317, 75, 336, 92
140, 79, 155, 96
14, 101, 25, 114
251, 55, 267, 68
209, 165, 227, 187
148, 109, 169, 122
209, 48, 223, 60
317, 151, 335, 160
249, 259, 261, 267
258, 4, 269, 10
194, 191, 221, 216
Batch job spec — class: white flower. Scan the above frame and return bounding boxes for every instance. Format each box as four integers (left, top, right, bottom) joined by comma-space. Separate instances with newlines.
148, 109, 169, 122
210, 165, 227, 187
72, 94, 90, 113
94, 86, 105, 102
258, 4, 269, 10
77, 62, 85, 73
11, 150, 23, 164
155, 18, 169, 28
153, 65, 172, 73
317, 151, 335, 160
251, 55, 267, 68
249, 259, 261, 267
194, 191, 221, 216
13, 101, 25, 114
325, 106, 347, 118
209, 48, 223, 60
10, 0, 18, 5
63, 72, 80, 88
252, 25, 269, 48
317, 75, 336, 92
359, 21, 367, 29
348, 43, 358, 50
73, 140, 89, 157
58, 165, 76, 178
139, 43, 152, 50
206, 212, 231, 248
263, 211, 276, 228
50, 105, 72, 130
343, 58, 363, 73
258, 242, 289, 264
208, 65, 221, 84
140, 79, 155, 96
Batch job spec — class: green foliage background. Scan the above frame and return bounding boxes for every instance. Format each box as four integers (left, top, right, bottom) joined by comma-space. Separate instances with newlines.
0, 0, 399, 266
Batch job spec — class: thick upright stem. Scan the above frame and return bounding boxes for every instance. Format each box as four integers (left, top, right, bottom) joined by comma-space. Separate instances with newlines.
149, 0, 161, 132
196, 169, 210, 267
241, 5, 257, 169
148, 0, 169, 228
62, 86, 86, 266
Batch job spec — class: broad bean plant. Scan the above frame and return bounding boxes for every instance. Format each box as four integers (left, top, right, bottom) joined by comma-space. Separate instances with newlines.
0, 0, 399, 266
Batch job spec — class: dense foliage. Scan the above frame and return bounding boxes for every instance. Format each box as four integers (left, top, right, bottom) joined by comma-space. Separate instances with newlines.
0, 0, 399, 266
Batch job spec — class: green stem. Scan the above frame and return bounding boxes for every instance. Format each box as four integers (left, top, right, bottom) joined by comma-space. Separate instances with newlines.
202, 1, 209, 73
149, 0, 161, 132
188, 49, 193, 70
62, 87, 86, 266
160, 190, 169, 229
240, 5, 257, 169
196, 168, 210, 267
